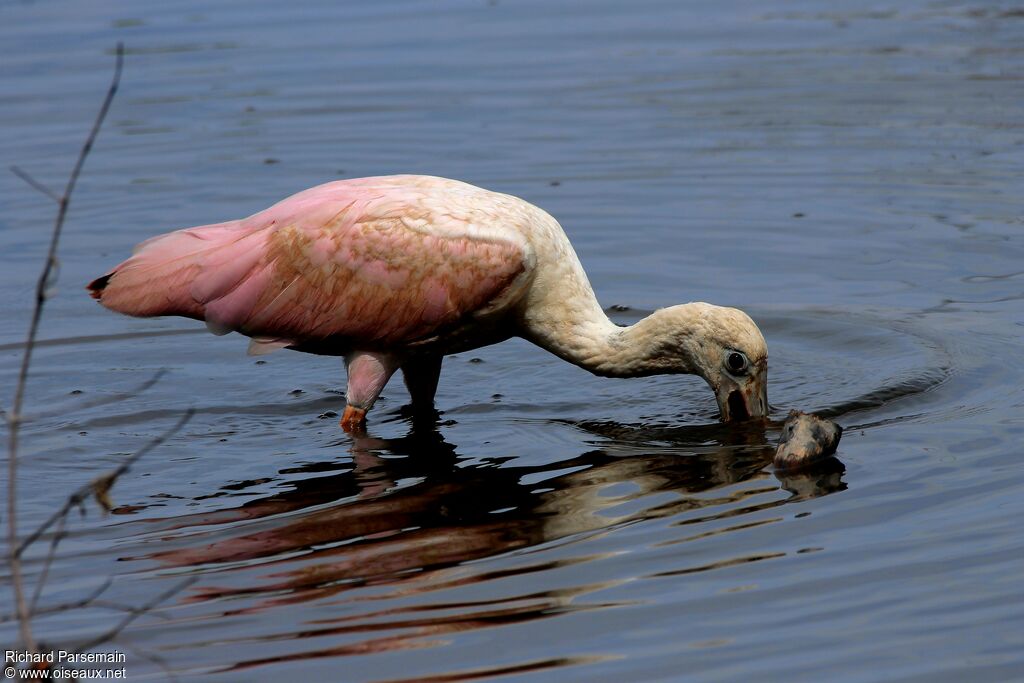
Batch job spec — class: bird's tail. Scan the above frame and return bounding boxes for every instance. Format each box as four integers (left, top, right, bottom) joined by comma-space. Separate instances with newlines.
87, 220, 265, 328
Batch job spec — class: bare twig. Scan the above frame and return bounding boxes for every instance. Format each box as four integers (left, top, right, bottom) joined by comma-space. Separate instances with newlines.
9, 166, 61, 204
89, 600, 174, 621
0, 583, 180, 624
120, 641, 181, 683
71, 577, 196, 655
0, 579, 112, 623
28, 513, 67, 615
6, 41, 124, 654
31, 369, 167, 421
15, 408, 194, 557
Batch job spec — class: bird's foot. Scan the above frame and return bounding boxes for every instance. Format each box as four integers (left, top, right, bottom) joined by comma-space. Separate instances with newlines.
340, 405, 367, 433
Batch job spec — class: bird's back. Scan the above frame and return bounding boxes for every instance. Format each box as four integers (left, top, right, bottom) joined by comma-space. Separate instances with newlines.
89, 175, 555, 354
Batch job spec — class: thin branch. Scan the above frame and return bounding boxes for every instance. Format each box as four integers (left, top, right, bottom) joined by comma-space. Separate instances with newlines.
89, 600, 174, 621
31, 369, 167, 421
28, 513, 67, 615
0, 579, 113, 623
120, 640, 180, 683
72, 577, 196, 655
7, 41, 125, 654
9, 166, 61, 204
0, 586, 179, 624
15, 408, 194, 557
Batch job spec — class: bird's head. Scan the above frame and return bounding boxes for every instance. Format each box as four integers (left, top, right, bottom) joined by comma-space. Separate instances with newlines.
645, 303, 768, 422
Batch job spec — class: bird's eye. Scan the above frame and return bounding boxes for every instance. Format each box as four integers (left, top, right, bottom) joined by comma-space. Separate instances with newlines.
726, 351, 748, 375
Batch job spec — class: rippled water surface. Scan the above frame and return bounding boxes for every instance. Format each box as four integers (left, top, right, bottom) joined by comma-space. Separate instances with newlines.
3, 1, 1023, 681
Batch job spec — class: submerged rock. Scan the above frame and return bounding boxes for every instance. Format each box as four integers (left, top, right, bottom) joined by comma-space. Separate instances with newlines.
774, 410, 843, 470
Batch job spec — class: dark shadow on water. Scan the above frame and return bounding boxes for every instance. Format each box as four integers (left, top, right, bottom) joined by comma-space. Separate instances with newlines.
112, 411, 847, 670
774, 457, 846, 499
131, 410, 844, 602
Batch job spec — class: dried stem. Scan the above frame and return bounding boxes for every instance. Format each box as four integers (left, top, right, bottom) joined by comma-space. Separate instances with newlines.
0, 579, 112, 623
120, 641, 180, 683
28, 514, 66, 616
6, 42, 124, 653
9, 166, 61, 204
32, 369, 167, 421
72, 577, 196, 655
14, 408, 194, 557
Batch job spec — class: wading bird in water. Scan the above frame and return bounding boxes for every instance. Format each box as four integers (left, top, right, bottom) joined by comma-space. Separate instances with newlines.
89, 175, 768, 431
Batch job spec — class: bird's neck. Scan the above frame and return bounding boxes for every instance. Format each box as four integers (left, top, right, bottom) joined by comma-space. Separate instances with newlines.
516, 218, 704, 380
525, 300, 702, 379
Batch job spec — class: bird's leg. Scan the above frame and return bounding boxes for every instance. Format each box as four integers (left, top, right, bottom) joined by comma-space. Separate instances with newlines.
401, 355, 443, 410
342, 351, 401, 432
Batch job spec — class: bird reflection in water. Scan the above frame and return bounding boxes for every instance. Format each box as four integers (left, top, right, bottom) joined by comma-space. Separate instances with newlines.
146, 415, 845, 586
138, 414, 845, 667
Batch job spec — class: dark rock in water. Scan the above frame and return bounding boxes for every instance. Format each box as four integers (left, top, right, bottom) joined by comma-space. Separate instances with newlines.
774, 410, 843, 470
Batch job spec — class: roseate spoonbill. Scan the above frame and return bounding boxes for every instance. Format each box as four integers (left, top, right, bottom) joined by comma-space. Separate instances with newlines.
88, 175, 767, 431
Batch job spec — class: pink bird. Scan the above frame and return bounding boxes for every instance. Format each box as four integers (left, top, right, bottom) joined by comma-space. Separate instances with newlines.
89, 175, 768, 431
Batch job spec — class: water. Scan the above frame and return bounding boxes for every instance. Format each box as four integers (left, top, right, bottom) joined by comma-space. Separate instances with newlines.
2, 1, 1023, 680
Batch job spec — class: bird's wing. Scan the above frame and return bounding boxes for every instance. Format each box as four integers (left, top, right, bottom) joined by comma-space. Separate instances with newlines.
93, 179, 534, 348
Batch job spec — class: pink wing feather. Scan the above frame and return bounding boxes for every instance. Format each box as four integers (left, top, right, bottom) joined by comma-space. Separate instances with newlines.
90, 178, 529, 348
